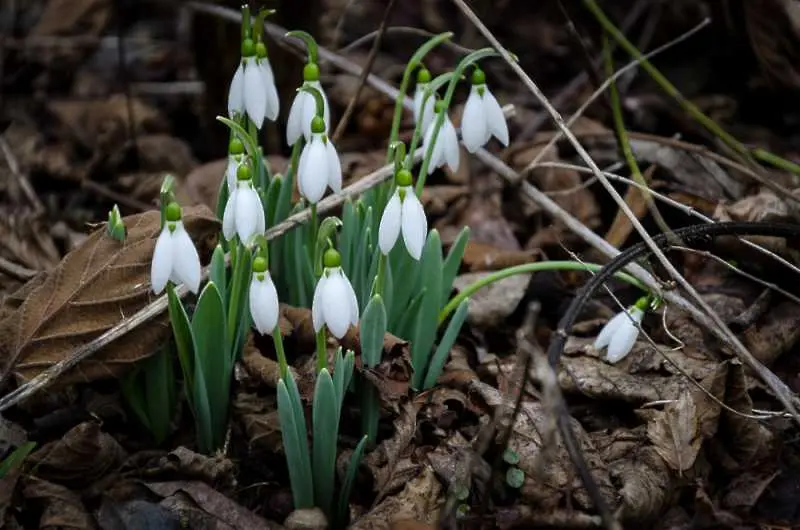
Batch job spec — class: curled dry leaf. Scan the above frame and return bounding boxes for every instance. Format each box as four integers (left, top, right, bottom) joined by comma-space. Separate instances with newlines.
366, 401, 419, 499
96, 498, 180, 530
0, 206, 220, 386
350, 466, 442, 530
120, 446, 236, 493
743, 300, 800, 365
233, 391, 283, 454
26, 421, 126, 491
646, 391, 702, 473
21, 476, 94, 529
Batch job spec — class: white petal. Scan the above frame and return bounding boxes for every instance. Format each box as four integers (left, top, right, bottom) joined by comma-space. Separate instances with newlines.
343, 273, 359, 325
309, 81, 331, 136
150, 226, 174, 294
441, 117, 460, 172
301, 91, 316, 141
413, 85, 426, 124
312, 275, 328, 332
225, 155, 238, 192
222, 189, 238, 241
286, 92, 304, 146
170, 222, 201, 294
325, 140, 342, 193
424, 118, 444, 173
299, 138, 328, 203
250, 275, 280, 334
606, 315, 640, 364
321, 270, 351, 339
235, 185, 261, 243
482, 87, 509, 146
461, 87, 487, 153
243, 58, 266, 129
378, 191, 402, 255
259, 60, 280, 121
227, 62, 244, 117
401, 189, 427, 260
593, 311, 627, 350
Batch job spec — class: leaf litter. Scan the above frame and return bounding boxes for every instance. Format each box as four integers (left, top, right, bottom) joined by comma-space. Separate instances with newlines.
3, 0, 800, 528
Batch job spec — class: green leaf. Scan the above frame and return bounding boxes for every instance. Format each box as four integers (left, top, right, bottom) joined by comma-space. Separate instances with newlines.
340, 200, 357, 273
393, 288, 426, 341
0, 441, 36, 478
144, 345, 176, 443
226, 247, 251, 349
506, 467, 525, 489
410, 231, 443, 388
441, 227, 469, 306
278, 374, 314, 508
192, 358, 215, 453
422, 298, 467, 390
503, 448, 520, 465
167, 285, 195, 393
264, 175, 283, 227
291, 227, 309, 307
360, 295, 386, 368
312, 369, 338, 518
336, 435, 368, 529
210, 245, 227, 304
191, 281, 229, 451
332, 348, 355, 413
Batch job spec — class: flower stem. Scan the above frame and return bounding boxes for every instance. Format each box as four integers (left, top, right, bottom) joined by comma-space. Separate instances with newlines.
438, 260, 649, 324
315, 328, 327, 373
273, 325, 288, 380
310, 203, 319, 274
373, 253, 386, 297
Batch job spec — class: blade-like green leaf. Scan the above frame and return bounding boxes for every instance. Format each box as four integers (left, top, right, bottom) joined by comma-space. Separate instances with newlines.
422, 298, 468, 390
0, 441, 36, 478
393, 288, 427, 340
340, 199, 357, 273
312, 369, 338, 518
167, 285, 196, 393
226, 248, 251, 349
360, 296, 386, 368
210, 245, 227, 304
335, 435, 368, 529
410, 231, 443, 389
192, 357, 215, 453
277, 378, 314, 508
144, 345, 176, 443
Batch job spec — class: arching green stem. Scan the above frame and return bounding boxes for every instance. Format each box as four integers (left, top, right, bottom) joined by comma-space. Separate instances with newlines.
252, 8, 275, 42
286, 30, 319, 64
438, 261, 649, 324
299, 85, 326, 120
406, 72, 455, 173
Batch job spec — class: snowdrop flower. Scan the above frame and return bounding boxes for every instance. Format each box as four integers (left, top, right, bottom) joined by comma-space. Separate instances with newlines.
224, 138, 245, 192
227, 38, 279, 129
150, 202, 201, 295
378, 169, 427, 260
249, 256, 280, 335
422, 101, 459, 174
413, 67, 435, 136
593, 300, 647, 363
312, 249, 359, 339
461, 68, 509, 153
222, 163, 265, 244
297, 115, 342, 204
287, 63, 330, 146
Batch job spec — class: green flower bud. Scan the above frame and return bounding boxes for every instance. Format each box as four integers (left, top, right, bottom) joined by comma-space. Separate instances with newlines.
303, 62, 320, 82
395, 169, 413, 187
310, 115, 326, 134
165, 202, 181, 222
417, 66, 431, 83
255, 40, 267, 59
253, 256, 268, 273
236, 163, 252, 182
323, 248, 341, 268
241, 38, 256, 57
471, 67, 486, 85
229, 137, 244, 155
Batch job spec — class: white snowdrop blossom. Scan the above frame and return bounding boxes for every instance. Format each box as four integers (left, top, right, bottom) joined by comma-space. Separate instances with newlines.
287, 63, 330, 145
378, 170, 427, 260
312, 250, 359, 339
249, 257, 280, 335
413, 67, 435, 136
150, 202, 201, 295
227, 40, 279, 129
593, 304, 645, 363
460, 69, 509, 153
222, 164, 265, 244
297, 116, 342, 204
423, 103, 460, 174
224, 138, 245, 191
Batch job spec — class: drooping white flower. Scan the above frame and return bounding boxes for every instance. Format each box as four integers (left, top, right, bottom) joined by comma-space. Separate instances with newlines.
150, 202, 201, 295
378, 170, 427, 260
413, 67, 435, 135
287, 63, 330, 146
461, 69, 509, 153
222, 163, 265, 244
422, 103, 460, 174
297, 116, 342, 204
312, 250, 359, 339
249, 257, 280, 335
593, 305, 645, 363
224, 138, 245, 192
227, 40, 280, 129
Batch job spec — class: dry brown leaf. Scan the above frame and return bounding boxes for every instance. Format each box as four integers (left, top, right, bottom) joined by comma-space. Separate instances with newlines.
0, 206, 220, 385
452, 271, 530, 327
233, 391, 283, 454
744, 300, 800, 365
366, 401, 419, 499
647, 392, 701, 472
350, 466, 442, 530
461, 240, 541, 272
21, 476, 94, 529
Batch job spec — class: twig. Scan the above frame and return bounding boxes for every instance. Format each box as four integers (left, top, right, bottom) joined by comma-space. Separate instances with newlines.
0, 135, 45, 215
0, 256, 38, 281
331, 0, 397, 143
82, 179, 153, 212
340, 26, 474, 55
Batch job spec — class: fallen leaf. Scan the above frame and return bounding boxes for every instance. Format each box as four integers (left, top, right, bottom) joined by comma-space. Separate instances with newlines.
744, 300, 800, 365
350, 466, 442, 530
366, 401, 419, 499
0, 206, 220, 385
452, 271, 531, 327
95, 498, 180, 530
647, 392, 701, 472
233, 391, 283, 453
21, 476, 94, 529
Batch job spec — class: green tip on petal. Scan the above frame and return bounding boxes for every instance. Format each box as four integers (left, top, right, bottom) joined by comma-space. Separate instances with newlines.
395, 169, 413, 187
255, 40, 267, 59
310, 115, 326, 134
229, 137, 244, 155
303, 63, 320, 82
323, 248, 341, 268
241, 38, 256, 57
236, 163, 252, 182
417, 66, 431, 83
634, 296, 650, 311
470, 67, 486, 85
253, 256, 268, 273
165, 202, 181, 222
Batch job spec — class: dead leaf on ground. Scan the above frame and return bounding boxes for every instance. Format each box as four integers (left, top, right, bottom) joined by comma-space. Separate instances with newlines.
452, 271, 531, 328
0, 208, 61, 272
744, 300, 800, 365
144, 480, 279, 530
21, 475, 94, 529
27, 0, 111, 70
350, 466, 442, 530
646, 391, 702, 472
121, 446, 236, 493
366, 401, 419, 499
0, 206, 219, 386
95, 498, 180, 530
233, 391, 283, 454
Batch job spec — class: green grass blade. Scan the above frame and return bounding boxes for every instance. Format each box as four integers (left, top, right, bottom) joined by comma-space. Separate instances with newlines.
312, 369, 338, 518
336, 435, 368, 529
422, 299, 468, 390
278, 377, 314, 508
